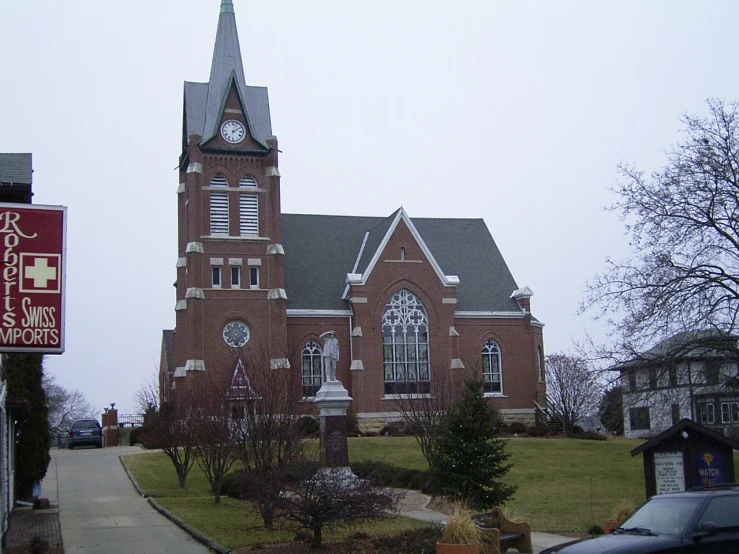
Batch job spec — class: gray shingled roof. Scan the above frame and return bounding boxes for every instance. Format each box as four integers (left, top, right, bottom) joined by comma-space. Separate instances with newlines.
0, 154, 32, 185
616, 330, 739, 370
183, 3, 272, 148
282, 212, 522, 313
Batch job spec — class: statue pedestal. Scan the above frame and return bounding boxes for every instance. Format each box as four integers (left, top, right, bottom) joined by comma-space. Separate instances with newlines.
314, 380, 352, 468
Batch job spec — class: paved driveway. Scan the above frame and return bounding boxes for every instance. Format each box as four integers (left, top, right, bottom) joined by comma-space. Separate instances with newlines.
47, 446, 211, 554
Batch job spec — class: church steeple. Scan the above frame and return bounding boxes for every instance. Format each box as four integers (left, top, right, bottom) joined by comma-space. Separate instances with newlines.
202, 0, 252, 144
181, 0, 272, 151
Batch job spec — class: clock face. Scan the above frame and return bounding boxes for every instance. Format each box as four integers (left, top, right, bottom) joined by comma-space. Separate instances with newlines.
221, 120, 246, 143
223, 320, 250, 348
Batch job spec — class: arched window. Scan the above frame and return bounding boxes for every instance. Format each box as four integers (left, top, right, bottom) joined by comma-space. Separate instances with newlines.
209, 173, 229, 235
382, 289, 430, 395
239, 175, 258, 235
302, 341, 322, 397
482, 339, 502, 394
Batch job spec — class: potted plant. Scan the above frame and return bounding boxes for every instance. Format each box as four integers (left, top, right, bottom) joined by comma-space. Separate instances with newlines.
437, 508, 482, 554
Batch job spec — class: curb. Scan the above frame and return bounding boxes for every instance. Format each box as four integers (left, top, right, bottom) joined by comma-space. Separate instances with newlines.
118, 455, 233, 554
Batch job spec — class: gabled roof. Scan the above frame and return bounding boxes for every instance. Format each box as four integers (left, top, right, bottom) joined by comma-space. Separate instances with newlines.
616, 330, 739, 371
631, 418, 739, 456
183, 1, 272, 149
282, 210, 523, 314
0, 153, 32, 185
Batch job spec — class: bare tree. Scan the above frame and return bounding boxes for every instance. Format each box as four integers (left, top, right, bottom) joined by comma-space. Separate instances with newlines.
141, 389, 198, 489
545, 353, 602, 435
134, 369, 160, 414
230, 344, 309, 529
583, 98, 739, 363
276, 464, 404, 549
43, 373, 97, 435
190, 369, 238, 504
391, 367, 462, 466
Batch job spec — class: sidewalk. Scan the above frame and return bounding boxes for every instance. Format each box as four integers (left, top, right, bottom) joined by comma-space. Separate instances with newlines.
2, 451, 573, 554
3, 449, 63, 554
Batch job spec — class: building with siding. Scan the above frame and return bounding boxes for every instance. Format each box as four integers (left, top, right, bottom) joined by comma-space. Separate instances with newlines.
619, 331, 739, 439
160, 1, 546, 431
0, 152, 33, 540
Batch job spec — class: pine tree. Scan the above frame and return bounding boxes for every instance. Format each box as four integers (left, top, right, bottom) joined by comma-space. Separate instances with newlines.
7, 353, 51, 498
430, 374, 516, 510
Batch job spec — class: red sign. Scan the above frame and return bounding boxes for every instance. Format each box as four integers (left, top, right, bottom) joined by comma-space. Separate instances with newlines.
0, 204, 66, 353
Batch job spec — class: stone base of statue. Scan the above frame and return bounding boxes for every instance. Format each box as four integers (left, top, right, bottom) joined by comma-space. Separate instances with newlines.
314, 379, 354, 474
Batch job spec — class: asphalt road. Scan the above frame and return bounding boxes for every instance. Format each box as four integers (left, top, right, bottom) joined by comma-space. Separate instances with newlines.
46, 446, 211, 554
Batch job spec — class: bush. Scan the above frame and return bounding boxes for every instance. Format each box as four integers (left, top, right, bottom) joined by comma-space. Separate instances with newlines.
573, 432, 606, 441
508, 421, 527, 435
588, 524, 604, 535
129, 427, 143, 446
373, 526, 442, 554
297, 416, 319, 437
350, 459, 431, 490
526, 423, 552, 437
346, 408, 361, 437
221, 469, 250, 499
380, 423, 404, 437
7, 354, 50, 499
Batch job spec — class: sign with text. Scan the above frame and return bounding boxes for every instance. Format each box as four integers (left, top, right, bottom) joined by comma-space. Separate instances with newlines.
695, 450, 725, 487
654, 452, 685, 494
0, 204, 66, 353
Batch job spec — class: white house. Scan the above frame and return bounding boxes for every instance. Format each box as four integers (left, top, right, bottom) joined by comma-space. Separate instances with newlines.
619, 331, 739, 439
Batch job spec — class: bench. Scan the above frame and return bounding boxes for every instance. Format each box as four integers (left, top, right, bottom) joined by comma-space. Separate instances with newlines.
473, 507, 532, 554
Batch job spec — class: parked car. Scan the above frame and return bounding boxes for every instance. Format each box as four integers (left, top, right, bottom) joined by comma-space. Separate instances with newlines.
541, 486, 739, 553
68, 419, 103, 449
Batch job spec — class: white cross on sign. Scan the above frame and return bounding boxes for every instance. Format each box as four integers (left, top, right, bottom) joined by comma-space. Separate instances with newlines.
24, 257, 57, 289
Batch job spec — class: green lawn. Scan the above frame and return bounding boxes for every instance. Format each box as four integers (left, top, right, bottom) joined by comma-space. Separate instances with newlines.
123, 435, 739, 544
347, 436, 646, 533
122, 447, 426, 549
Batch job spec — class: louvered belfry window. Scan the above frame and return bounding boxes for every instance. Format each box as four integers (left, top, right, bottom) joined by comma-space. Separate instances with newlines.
210, 173, 229, 235
239, 175, 258, 236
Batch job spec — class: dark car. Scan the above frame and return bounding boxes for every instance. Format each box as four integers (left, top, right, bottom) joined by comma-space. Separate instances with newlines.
541, 486, 739, 553
68, 419, 103, 449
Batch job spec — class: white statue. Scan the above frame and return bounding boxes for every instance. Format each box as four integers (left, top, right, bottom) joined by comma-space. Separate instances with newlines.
320, 330, 339, 382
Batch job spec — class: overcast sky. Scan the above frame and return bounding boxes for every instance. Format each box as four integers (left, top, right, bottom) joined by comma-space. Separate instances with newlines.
2, 1, 738, 414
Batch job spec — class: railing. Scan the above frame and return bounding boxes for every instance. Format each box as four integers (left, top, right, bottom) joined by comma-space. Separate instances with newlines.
117, 414, 144, 428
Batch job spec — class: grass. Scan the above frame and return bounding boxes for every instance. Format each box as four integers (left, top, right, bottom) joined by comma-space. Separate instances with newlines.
123, 435, 739, 545
347, 436, 646, 532
122, 450, 427, 550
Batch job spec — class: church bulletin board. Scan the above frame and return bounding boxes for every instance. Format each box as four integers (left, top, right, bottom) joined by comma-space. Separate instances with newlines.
631, 419, 739, 498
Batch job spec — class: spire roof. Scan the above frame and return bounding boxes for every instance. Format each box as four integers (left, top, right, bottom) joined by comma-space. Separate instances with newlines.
201, 0, 264, 146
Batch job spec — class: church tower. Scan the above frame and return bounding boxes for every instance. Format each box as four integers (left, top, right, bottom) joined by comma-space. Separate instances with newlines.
169, 0, 287, 393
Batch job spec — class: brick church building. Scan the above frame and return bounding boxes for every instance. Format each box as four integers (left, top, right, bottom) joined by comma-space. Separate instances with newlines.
160, 0, 546, 430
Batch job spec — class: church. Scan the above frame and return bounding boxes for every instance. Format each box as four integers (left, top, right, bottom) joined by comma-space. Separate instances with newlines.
160, 0, 546, 431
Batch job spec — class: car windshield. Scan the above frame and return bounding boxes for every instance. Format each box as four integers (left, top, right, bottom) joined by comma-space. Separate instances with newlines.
72, 421, 99, 429
618, 497, 702, 537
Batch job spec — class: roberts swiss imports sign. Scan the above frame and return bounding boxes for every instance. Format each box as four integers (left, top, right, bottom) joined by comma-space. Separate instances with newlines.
0, 204, 66, 353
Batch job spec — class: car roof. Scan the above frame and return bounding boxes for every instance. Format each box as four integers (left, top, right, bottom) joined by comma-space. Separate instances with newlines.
650, 486, 739, 499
